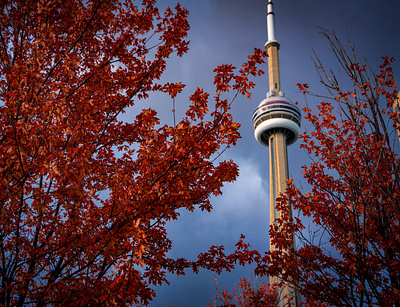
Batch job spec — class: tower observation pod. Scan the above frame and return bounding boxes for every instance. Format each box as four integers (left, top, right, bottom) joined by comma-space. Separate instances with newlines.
252, 95, 301, 147
253, 1, 302, 306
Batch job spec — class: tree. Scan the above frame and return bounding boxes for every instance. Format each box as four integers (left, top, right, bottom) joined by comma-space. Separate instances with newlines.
259, 30, 400, 306
0, 0, 267, 305
207, 275, 278, 307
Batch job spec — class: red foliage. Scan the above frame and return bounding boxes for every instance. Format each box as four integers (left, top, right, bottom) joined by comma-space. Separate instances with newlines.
208, 275, 278, 307
258, 31, 400, 306
0, 0, 267, 305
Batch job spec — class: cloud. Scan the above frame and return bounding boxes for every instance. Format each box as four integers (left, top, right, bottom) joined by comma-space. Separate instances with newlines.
152, 157, 271, 307
208, 157, 268, 222
165, 156, 270, 260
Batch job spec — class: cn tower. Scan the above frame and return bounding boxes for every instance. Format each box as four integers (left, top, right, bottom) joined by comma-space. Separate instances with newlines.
252, 1, 301, 306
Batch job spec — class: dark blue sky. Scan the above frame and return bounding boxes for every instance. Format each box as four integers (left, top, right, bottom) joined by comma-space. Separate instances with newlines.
141, 0, 400, 306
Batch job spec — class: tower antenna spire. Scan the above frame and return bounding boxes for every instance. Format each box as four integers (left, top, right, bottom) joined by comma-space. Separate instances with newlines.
266, 0, 279, 46
265, 0, 281, 96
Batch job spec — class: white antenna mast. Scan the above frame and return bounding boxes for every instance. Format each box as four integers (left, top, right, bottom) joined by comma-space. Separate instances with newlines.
266, 0, 279, 47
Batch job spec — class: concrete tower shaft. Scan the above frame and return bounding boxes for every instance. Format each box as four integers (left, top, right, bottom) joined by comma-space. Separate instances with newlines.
267, 44, 281, 95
